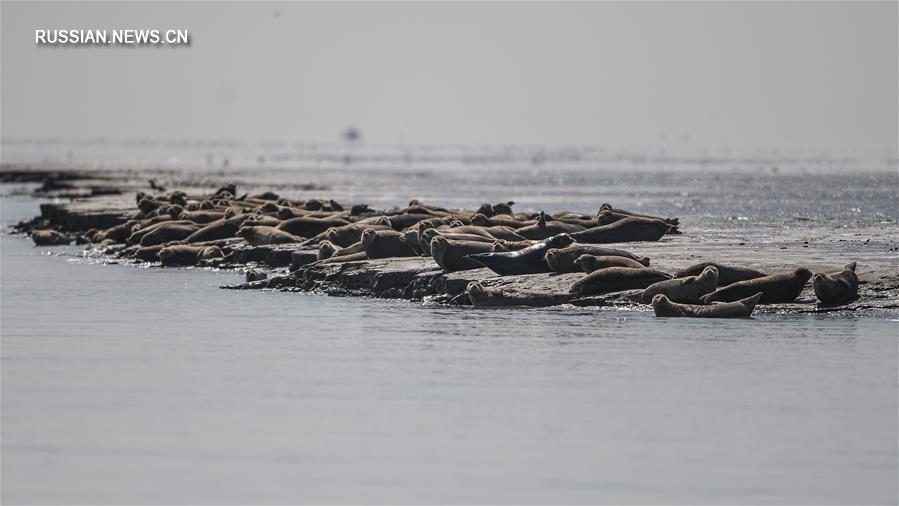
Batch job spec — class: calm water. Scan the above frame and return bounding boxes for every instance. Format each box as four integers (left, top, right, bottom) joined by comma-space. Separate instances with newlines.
1, 164, 897, 504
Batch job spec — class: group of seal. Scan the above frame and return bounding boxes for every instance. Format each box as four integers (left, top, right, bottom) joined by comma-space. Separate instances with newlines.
28, 183, 860, 317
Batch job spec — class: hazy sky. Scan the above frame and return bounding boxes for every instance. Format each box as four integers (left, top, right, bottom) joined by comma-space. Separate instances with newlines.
2, 1, 896, 154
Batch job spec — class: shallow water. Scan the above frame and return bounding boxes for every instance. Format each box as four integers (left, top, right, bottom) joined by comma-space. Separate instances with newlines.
1, 165, 897, 504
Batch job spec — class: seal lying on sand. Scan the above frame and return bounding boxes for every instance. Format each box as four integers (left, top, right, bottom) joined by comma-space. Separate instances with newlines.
466, 281, 571, 308
573, 254, 650, 272
570, 217, 673, 244
468, 234, 574, 275
813, 262, 858, 305
543, 245, 649, 273
652, 293, 762, 318
570, 267, 671, 296
673, 262, 766, 286
641, 265, 719, 303
699, 268, 812, 304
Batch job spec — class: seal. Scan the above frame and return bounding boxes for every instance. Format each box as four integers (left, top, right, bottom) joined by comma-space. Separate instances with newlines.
543, 245, 649, 273
599, 203, 679, 226
652, 293, 762, 318
641, 265, 719, 303
813, 262, 858, 305
398, 230, 424, 256
158, 245, 224, 266
307, 223, 392, 248
317, 240, 339, 260
469, 213, 529, 229
674, 262, 766, 286
699, 268, 812, 304
372, 213, 426, 231
361, 228, 418, 259
126, 219, 195, 245
515, 213, 586, 240
468, 234, 575, 275
466, 281, 571, 308
246, 270, 268, 282
276, 216, 351, 237
177, 210, 227, 224
319, 239, 365, 260
237, 225, 303, 246
184, 215, 248, 243
573, 254, 650, 272
31, 229, 73, 246
430, 236, 496, 272
569, 217, 673, 244
134, 244, 165, 261
315, 252, 368, 264
139, 223, 201, 246
570, 266, 672, 296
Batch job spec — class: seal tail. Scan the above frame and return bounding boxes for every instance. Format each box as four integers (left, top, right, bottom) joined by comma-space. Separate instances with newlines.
638, 256, 651, 267
665, 223, 681, 235
740, 292, 763, 315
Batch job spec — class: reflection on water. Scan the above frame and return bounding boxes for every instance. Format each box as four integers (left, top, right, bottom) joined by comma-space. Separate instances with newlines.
1, 172, 897, 503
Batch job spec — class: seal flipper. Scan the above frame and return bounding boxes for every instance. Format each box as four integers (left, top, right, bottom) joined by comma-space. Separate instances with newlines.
739, 292, 763, 314
467, 252, 503, 274
844, 261, 857, 272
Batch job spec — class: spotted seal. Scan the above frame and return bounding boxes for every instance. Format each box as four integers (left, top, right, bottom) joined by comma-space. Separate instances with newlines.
674, 262, 766, 286
813, 262, 858, 305
699, 268, 812, 304
570, 217, 674, 244
361, 228, 418, 259
573, 254, 650, 272
570, 266, 671, 296
158, 245, 225, 266
652, 293, 762, 318
468, 234, 575, 275
515, 213, 586, 240
543, 245, 649, 273
237, 225, 303, 246
430, 236, 496, 272
466, 281, 571, 308
641, 265, 719, 303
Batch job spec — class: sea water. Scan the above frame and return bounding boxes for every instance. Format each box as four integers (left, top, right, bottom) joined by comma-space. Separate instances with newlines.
1, 161, 897, 504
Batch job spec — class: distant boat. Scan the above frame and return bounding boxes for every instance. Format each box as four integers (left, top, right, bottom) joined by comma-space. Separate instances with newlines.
342, 127, 361, 143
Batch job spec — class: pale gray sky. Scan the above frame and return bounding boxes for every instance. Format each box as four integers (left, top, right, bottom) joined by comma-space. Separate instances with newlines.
2, 1, 896, 154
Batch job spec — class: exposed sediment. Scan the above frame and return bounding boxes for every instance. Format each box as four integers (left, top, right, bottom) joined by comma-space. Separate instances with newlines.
5, 165, 898, 317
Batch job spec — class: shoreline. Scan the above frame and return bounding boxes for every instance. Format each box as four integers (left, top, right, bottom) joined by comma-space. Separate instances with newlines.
3, 164, 898, 317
